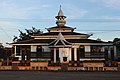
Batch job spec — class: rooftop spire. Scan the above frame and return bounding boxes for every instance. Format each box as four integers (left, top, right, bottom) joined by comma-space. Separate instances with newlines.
57, 5, 64, 16
55, 5, 66, 26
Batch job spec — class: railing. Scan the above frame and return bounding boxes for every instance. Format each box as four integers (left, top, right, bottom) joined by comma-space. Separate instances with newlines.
31, 52, 50, 59
84, 52, 105, 58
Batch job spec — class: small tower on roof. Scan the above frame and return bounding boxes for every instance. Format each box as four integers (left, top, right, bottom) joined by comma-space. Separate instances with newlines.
55, 5, 66, 27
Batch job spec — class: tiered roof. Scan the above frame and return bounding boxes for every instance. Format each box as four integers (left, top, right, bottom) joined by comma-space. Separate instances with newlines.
11, 5, 112, 46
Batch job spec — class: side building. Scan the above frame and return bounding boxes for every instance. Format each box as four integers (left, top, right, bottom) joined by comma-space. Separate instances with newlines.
9, 6, 118, 71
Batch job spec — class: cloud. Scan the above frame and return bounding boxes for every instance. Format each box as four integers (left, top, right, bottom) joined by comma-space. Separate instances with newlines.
0, 21, 22, 36
101, 16, 120, 19
64, 4, 88, 18
41, 4, 51, 8
87, 0, 97, 3
0, 21, 22, 45
0, 0, 54, 20
0, 0, 30, 19
102, 0, 120, 9
88, 0, 120, 9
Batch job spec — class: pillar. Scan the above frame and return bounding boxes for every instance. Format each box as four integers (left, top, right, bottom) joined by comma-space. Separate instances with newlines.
54, 48, 56, 63
21, 50, 25, 65
56, 48, 59, 63
108, 46, 111, 59
108, 46, 112, 66
74, 48, 77, 61
77, 48, 80, 61
105, 47, 108, 61
114, 46, 117, 60
59, 48, 62, 63
110, 47, 114, 61
69, 48, 72, 61
26, 49, 30, 66
14, 46, 16, 56
51, 48, 54, 64
72, 48, 74, 61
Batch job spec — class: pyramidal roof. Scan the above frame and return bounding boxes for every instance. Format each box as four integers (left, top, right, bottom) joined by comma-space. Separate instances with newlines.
49, 32, 71, 47
58, 5, 64, 16
55, 5, 66, 18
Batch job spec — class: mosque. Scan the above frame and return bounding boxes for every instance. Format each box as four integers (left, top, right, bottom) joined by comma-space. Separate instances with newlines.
2, 5, 119, 71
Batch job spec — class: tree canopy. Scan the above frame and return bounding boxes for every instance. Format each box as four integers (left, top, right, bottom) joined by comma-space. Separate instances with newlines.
13, 27, 43, 42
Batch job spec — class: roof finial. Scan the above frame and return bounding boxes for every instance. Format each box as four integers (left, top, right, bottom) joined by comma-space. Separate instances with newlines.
60, 0, 62, 7
60, 5, 62, 9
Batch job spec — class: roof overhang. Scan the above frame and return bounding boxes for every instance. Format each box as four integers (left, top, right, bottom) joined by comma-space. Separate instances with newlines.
10, 43, 48, 46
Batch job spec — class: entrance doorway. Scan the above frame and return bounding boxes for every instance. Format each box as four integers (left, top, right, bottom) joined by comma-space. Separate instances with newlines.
63, 57, 67, 62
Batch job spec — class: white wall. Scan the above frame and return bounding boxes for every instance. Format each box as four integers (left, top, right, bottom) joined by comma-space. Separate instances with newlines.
85, 46, 90, 52
59, 48, 69, 62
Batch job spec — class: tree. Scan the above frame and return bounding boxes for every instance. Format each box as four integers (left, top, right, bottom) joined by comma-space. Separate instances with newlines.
113, 38, 120, 42
0, 44, 4, 60
96, 38, 101, 41
13, 27, 43, 42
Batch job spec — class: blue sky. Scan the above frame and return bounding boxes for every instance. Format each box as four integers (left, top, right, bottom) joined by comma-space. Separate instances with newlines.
0, 0, 120, 46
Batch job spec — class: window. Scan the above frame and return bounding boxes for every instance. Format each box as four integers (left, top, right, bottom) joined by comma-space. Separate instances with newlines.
42, 46, 51, 52
80, 45, 85, 52
91, 46, 103, 53
16, 46, 21, 56
79, 45, 85, 58
37, 46, 42, 52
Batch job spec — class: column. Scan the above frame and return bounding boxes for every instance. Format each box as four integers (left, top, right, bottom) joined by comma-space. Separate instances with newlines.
69, 48, 72, 61
105, 47, 108, 60
114, 46, 117, 60
56, 48, 59, 63
14, 46, 16, 56
72, 48, 74, 61
110, 47, 114, 61
77, 48, 80, 61
108, 46, 111, 59
21, 49, 25, 66
51, 48, 54, 64
108, 46, 112, 66
26, 49, 30, 66
74, 48, 77, 61
59, 48, 62, 63
54, 48, 56, 63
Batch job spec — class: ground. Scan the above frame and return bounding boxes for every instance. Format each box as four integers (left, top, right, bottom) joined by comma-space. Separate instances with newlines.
0, 71, 119, 80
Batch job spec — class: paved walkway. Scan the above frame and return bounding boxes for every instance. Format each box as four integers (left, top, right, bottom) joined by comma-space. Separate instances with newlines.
0, 71, 119, 80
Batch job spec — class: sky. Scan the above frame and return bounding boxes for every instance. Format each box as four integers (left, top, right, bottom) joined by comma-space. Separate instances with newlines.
0, 0, 120, 46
